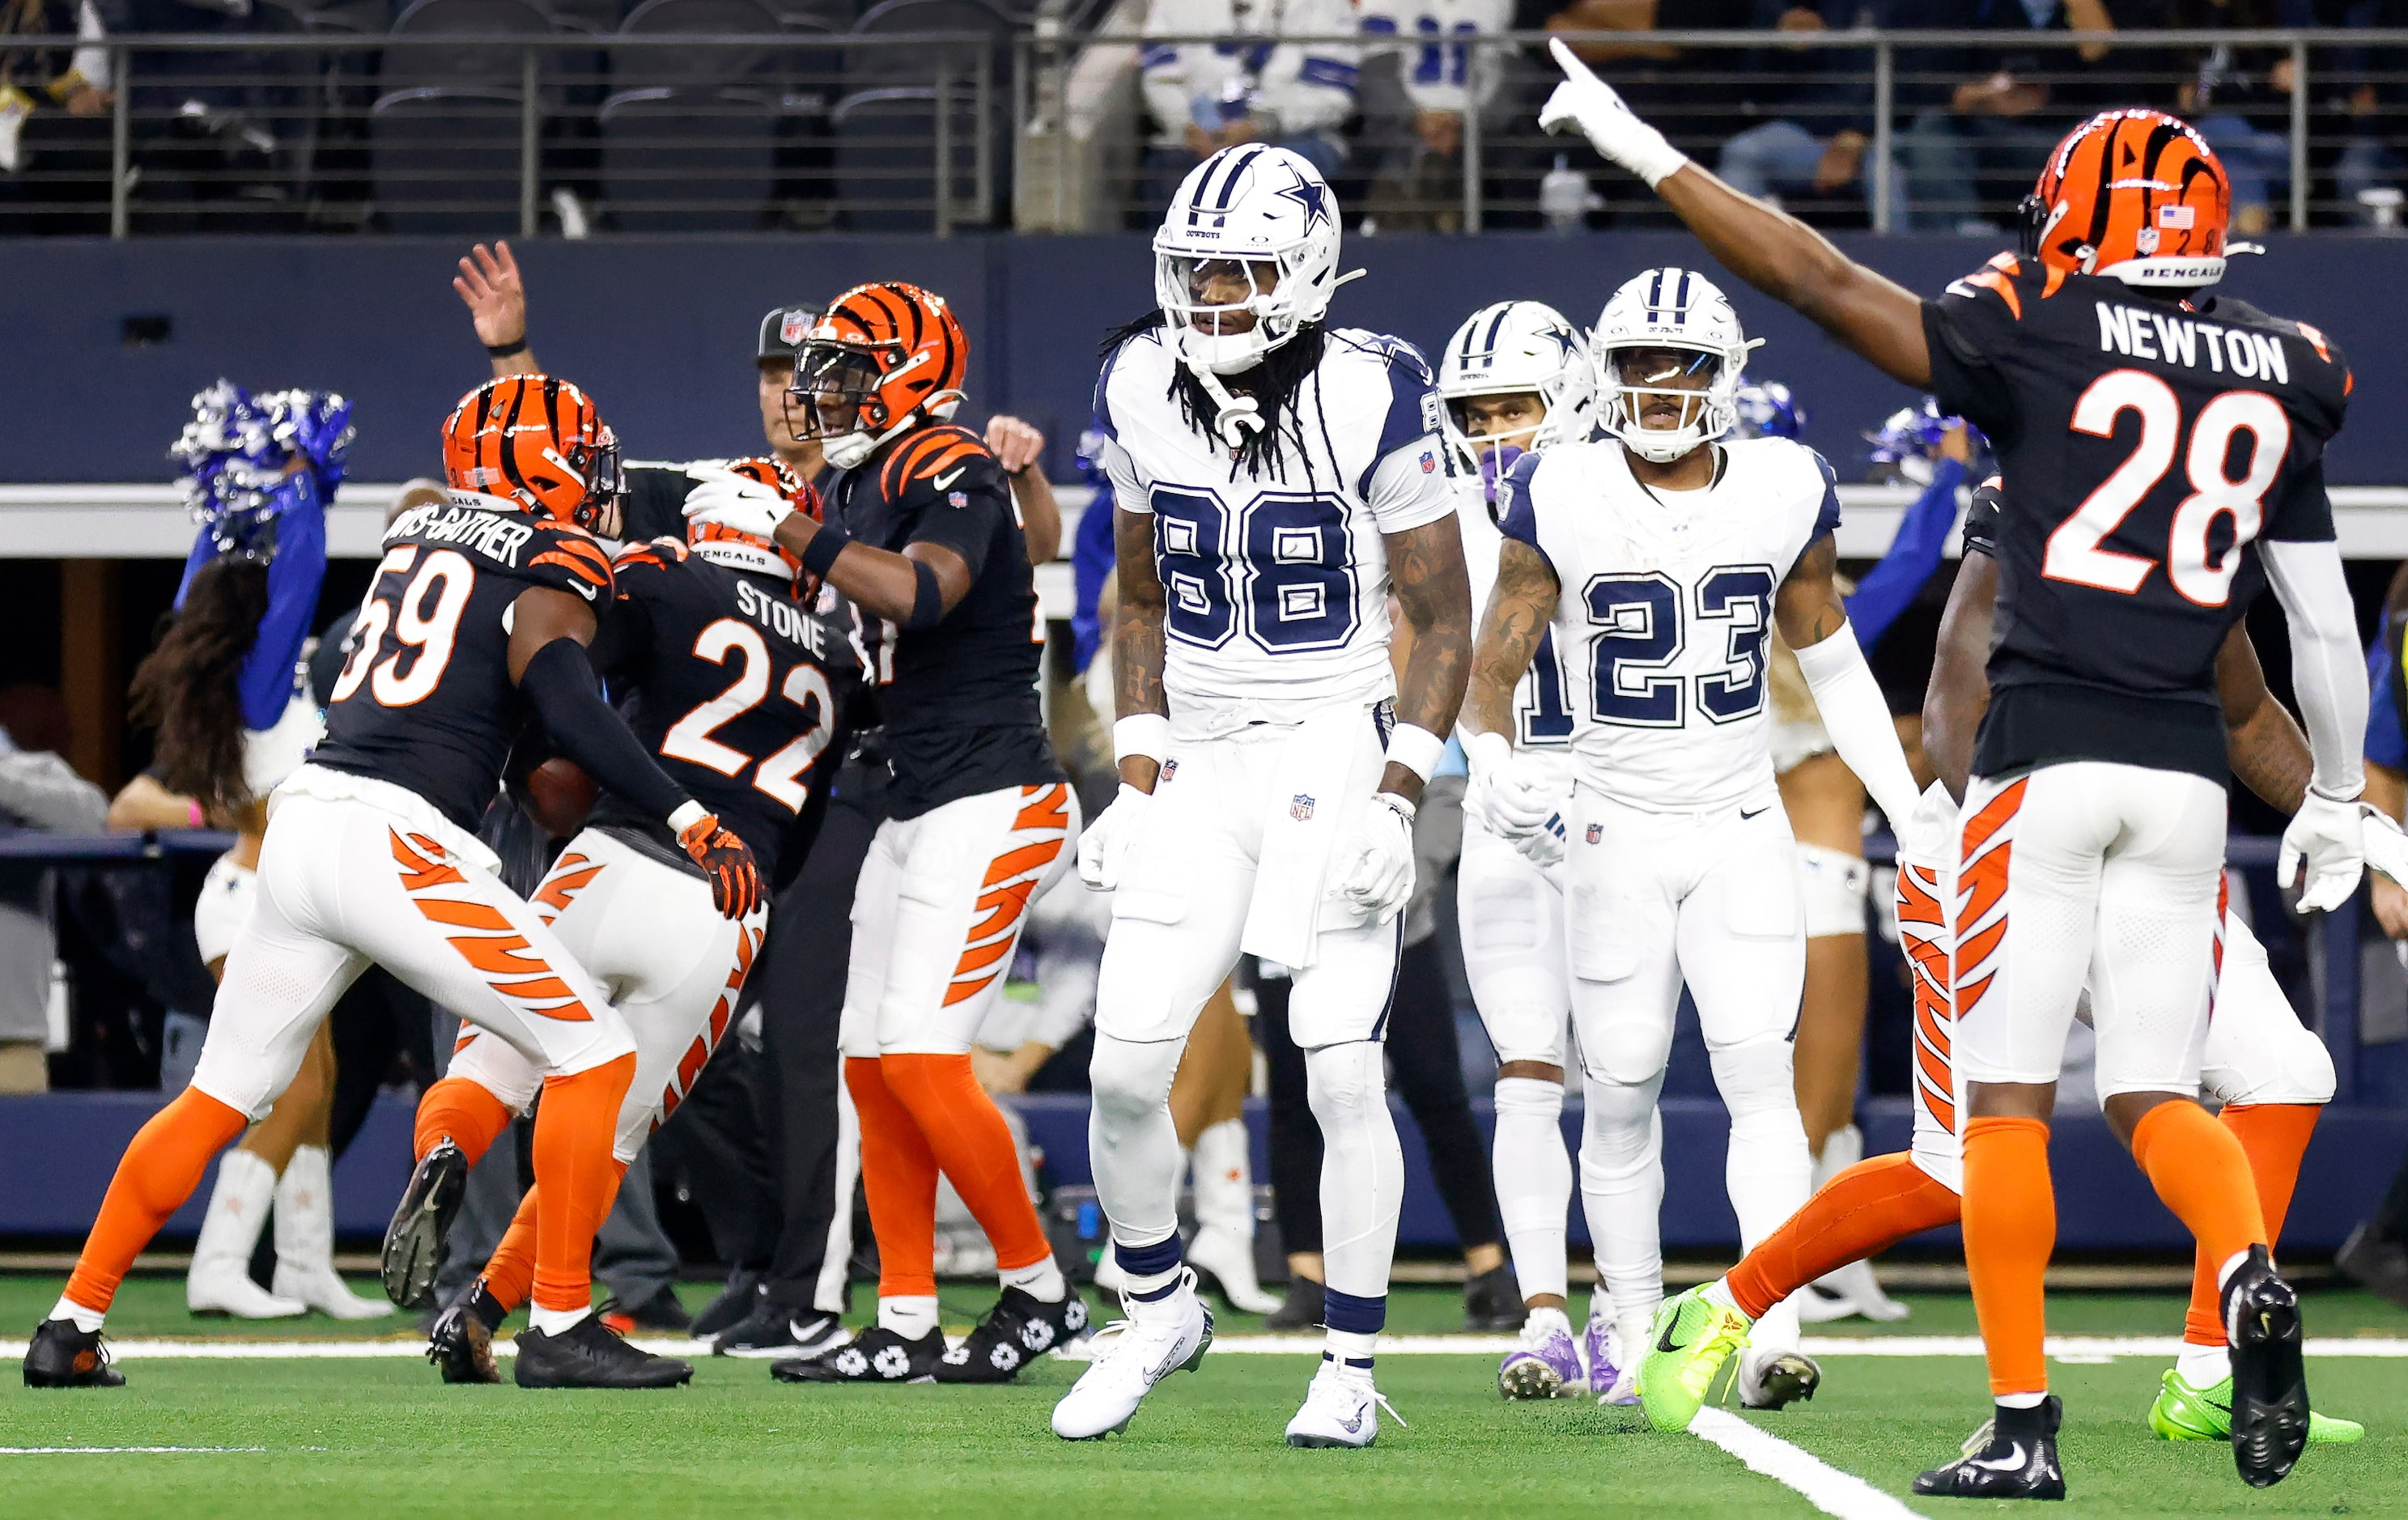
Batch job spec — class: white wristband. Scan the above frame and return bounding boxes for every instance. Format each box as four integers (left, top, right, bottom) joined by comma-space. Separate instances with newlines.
1386, 722, 1446, 783
668, 799, 711, 837
1114, 713, 1171, 765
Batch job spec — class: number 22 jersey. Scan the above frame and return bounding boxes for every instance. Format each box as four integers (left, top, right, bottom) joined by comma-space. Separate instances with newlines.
1499, 436, 1840, 813
1094, 325, 1459, 730
1923, 253, 2350, 783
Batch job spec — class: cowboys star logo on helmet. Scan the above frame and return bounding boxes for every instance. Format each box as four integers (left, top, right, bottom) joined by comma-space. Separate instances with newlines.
1438, 299, 1595, 500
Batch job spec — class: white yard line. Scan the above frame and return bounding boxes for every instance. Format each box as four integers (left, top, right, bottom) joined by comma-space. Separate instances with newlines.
1688, 1407, 1930, 1520
0, 1446, 265, 1455
7, 1333, 2406, 1361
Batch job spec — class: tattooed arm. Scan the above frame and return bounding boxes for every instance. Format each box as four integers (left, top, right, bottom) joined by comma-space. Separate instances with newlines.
1381, 512, 1475, 806
1112, 501, 1170, 793
2218, 622, 2313, 816
1771, 533, 1850, 648
1465, 539, 1558, 741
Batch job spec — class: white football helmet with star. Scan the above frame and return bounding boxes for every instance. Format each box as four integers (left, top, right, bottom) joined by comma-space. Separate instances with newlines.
1437, 299, 1594, 478
1153, 144, 1345, 377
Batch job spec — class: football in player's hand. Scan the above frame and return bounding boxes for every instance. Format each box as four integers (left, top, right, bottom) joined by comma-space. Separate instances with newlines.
524, 757, 597, 839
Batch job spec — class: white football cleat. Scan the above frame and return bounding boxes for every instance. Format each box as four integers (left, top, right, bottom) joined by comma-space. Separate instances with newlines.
1285, 1357, 1405, 1448
1051, 1267, 1213, 1440
1738, 1345, 1823, 1410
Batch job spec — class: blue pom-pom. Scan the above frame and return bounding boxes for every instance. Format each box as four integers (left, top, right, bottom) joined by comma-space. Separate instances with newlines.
171, 380, 354, 558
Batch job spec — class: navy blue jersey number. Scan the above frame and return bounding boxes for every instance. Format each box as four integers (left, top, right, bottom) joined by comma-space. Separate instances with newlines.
1150, 486, 1361, 655
1579, 564, 1777, 728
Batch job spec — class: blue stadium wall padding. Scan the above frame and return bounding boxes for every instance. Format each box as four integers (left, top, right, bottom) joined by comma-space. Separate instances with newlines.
2, 1089, 2397, 1250
4, 232, 2400, 488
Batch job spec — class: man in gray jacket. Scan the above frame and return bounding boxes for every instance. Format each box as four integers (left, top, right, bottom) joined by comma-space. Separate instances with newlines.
0, 687, 108, 1093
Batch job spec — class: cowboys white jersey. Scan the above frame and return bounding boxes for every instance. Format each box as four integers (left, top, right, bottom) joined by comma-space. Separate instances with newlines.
1499, 435, 1839, 812
1456, 477, 1574, 751
1096, 325, 1458, 730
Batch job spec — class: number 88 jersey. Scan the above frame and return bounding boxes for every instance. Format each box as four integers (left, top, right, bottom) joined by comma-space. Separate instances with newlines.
1094, 325, 1459, 728
1499, 435, 1840, 813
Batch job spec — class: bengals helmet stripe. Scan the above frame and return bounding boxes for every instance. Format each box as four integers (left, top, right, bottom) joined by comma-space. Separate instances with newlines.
792, 282, 970, 469
441, 375, 622, 531
2022, 109, 2230, 290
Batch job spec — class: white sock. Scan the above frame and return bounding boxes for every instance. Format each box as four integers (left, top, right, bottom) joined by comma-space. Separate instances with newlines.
1711, 1038, 1812, 1353
528, 1304, 590, 1336
1997, 1390, 2048, 1410
49, 1295, 104, 1333
1578, 1073, 1666, 1331
1000, 1256, 1067, 1303
1323, 1329, 1378, 1364
1701, 1277, 1739, 1313
879, 1294, 940, 1340
1491, 1077, 1573, 1303
2216, 1248, 2252, 1289
2177, 1342, 2231, 1386
1523, 1304, 1572, 1340
1304, 1041, 1403, 1303
1613, 1310, 1653, 1374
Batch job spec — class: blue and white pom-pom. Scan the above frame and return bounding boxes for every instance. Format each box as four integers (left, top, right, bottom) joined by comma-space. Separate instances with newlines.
1731, 380, 1807, 441
1865, 395, 1983, 485
171, 380, 355, 558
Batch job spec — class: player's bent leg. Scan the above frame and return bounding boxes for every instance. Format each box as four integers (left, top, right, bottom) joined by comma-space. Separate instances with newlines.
389, 1034, 537, 1309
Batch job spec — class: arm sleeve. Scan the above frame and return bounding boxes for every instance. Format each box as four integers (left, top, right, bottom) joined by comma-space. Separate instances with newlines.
1844, 456, 1964, 652
1361, 338, 1453, 531
2262, 537, 2370, 799
1792, 621, 1924, 826
0, 751, 109, 833
619, 465, 694, 546
2365, 618, 2408, 771
1264, 0, 1358, 134
1140, 2, 1189, 137
517, 637, 694, 824
236, 483, 329, 732
1920, 266, 2030, 448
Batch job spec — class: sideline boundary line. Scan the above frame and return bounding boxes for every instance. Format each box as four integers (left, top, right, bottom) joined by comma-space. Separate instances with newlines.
1689, 1407, 1928, 1520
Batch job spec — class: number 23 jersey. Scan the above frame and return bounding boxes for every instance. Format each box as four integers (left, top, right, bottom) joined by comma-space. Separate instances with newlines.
1094, 325, 1459, 728
1500, 436, 1840, 813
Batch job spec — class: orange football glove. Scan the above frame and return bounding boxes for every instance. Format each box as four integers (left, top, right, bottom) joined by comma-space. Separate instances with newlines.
677, 811, 763, 920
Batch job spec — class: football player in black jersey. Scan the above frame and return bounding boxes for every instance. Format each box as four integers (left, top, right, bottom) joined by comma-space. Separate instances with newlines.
1540, 69, 2371, 1495
23, 376, 762, 1395
686, 279, 1086, 1387
415, 456, 842, 1383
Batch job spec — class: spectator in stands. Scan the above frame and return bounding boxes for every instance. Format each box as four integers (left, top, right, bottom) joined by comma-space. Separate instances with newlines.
1138, 0, 1360, 210
1357, 0, 1512, 231
2168, 0, 2314, 233
0, 686, 107, 1094
1714, 0, 1910, 226
0, 0, 118, 234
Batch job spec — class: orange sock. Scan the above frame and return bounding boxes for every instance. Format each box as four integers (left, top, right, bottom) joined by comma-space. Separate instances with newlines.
882, 1051, 1055, 1273
1963, 1115, 2055, 1398
65, 1088, 249, 1313
2182, 1102, 2320, 1344
528, 1054, 635, 1314
414, 1075, 513, 1167
1726, 1153, 1963, 1320
848, 1055, 941, 1300
2131, 1099, 2267, 1345
483, 1186, 542, 1314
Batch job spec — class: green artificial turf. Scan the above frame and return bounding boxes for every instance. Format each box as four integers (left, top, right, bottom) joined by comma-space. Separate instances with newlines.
1, 1277, 2402, 1517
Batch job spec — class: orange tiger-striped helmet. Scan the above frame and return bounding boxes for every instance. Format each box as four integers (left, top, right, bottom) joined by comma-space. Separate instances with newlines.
2019, 108, 2231, 290
440, 375, 624, 531
789, 282, 969, 469
688, 456, 819, 591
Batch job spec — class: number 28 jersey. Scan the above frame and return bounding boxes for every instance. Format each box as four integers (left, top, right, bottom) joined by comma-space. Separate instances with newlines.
1094, 325, 1459, 731
1499, 436, 1840, 813
1923, 253, 2349, 782
313, 498, 616, 833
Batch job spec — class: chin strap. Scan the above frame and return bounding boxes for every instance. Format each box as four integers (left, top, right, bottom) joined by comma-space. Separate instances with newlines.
1189, 364, 1263, 452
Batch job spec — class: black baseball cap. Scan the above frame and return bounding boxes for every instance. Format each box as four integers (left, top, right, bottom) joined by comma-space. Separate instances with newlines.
758, 304, 822, 363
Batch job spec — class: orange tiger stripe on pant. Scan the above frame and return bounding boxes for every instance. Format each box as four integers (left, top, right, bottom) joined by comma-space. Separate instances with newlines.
939, 783, 1069, 1008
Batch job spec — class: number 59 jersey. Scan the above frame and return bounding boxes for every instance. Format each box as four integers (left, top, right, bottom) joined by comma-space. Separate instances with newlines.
1094, 325, 1459, 729
1499, 436, 1840, 813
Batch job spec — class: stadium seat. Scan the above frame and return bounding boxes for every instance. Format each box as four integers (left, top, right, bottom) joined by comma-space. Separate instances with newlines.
597, 0, 785, 231
832, 0, 1009, 229
368, 87, 530, 233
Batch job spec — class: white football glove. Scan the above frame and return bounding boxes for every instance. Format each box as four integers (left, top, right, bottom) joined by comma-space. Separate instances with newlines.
1513, 809, 1569, 869
1077, 782, 1153, 891
682, 463, 796, 540
1336, 792, 1417, 925
1895, 781, 1961, 873
1537, 37, 1690, 189
2361, 803, 2408, 892
2281, 788, 2367, 914
1463, 731, 1556, 838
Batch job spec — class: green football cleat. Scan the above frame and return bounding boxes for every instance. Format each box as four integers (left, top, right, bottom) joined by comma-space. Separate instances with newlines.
2147, 1368, 2364, 1445
1636, 1286, 1753, 1433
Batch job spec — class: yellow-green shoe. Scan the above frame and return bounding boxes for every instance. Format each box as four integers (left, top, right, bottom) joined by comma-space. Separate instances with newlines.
1635, 1286, 1753, 1433
2147, 1367, 2364, 1445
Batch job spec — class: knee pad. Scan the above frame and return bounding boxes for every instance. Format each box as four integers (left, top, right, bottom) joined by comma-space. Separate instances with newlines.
1304, 1040, 1387, 1126
1087, 1033, 1182, 1126
1579, 1077, 1661, 1171
1795, 843, 1871, 939
2205, 1015, 2338, 1107
1708, 1036, 1799, 1121
1492, 1075, 1564, 1126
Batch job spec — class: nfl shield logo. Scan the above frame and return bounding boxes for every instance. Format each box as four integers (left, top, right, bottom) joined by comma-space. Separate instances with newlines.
948, 490, 970, 507
1290, 794, 1315, 822
1585, 823, 1602, 844
1161, 758, 1178, 780
1419, 450, 1437, 473
779, 308, 812, 344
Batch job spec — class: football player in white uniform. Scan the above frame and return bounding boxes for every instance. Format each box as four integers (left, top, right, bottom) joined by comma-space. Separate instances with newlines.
1463, 266, 1925, 1410
1053, 143, 1472, 1449
1433, 299, 1610, 1400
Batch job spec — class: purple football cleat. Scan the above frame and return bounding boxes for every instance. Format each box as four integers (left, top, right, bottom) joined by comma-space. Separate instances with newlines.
1586, 1315, 1636, 1404
1497, 1323, 1585, 1400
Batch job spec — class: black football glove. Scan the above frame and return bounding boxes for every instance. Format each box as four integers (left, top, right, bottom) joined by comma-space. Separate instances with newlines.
677, 811, 763, 920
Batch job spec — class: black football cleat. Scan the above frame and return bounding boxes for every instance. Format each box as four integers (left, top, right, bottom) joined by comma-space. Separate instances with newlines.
1263, 1275, 1325, 1332
715, 1304, 850, 1359
1463, 1264, 1526, 1332
933, 1287, 1089, 1384
427, 1282, 504, 1385
1913, 1395, 2066, 1501
690, 1270, 765, 1341
2224, 1243, 2310, 1488
771, 1325, 941, 1384
513, 1314, 693, 1389
599, 1284, 692, 1337
382, 1140, 469, 1310
23, 1319, 124, 1389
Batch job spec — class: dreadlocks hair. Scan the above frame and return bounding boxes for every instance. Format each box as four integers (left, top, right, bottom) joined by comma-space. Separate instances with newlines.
1103, 312, 1329, 482
127, 554, 270, 818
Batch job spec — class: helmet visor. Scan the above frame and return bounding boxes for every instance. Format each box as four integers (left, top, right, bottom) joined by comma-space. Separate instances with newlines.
1603, 345, 1722, 436
564, 428, 624, 534
1160, 255, 1281, 337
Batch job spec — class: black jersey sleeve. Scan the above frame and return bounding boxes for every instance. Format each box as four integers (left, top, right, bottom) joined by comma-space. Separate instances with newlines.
521, 523, 618, 606
1921, 255, 2052, 450
880, 426, 1013, 583
592, 538, 686, 686
2264, 456, 2338, 544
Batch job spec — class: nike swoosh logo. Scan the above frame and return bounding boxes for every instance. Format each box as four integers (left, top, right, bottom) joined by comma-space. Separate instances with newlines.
934, 468, 966, 490
1740, 805, 1769, 819
1968, 1443, 2026, 1473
